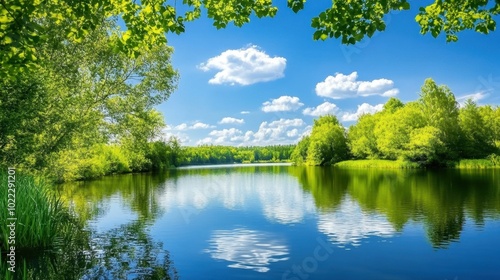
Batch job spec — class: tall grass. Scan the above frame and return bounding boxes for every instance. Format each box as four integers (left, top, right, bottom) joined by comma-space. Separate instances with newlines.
334, 159, 421, 169
456, 154, 500, 169
0, 172, 80, 251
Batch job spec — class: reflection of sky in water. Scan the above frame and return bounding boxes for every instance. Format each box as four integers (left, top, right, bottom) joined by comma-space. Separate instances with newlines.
158, 173, 316, 224
317, 197, 395, 248
89, 194, 137, 233
204, 228, 289, 272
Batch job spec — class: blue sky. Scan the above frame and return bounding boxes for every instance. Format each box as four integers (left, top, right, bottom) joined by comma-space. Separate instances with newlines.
157, 2, 500, 146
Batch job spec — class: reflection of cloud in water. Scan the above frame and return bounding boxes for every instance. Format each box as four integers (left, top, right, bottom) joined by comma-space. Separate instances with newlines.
257, 178, 316, 224
205, 228, 289, 272
317, 198, 395, 247
159, 173, 316, 224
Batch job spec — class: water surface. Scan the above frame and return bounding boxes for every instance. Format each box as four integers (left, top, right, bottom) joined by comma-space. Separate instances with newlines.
55, 165, 500, 279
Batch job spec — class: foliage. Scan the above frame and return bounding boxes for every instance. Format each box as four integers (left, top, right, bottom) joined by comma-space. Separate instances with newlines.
374, 102, 426, 160
2, 1, 500, 80
48, 139, 183, 182
0, 172, 82, 251
459, 100, 498, 158
456, 154, 500, 168
181, 144, 295, 165
348, 112, 380, 159
290, 136, 310, 165
419, 78, 462, 160
292, 115, 349, 166
334, 159, 420, 169
404, 126, 445, 165
338, 79, 499, 167
0, 19, 178, 180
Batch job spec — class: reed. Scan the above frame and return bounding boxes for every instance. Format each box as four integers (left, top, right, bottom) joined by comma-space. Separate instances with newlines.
334, 159, 421, 169
0, 172, 78, 251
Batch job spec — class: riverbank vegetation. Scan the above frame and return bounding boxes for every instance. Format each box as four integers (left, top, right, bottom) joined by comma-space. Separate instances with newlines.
292, 79, 500, 168
0, 172, 83, 251
181, 145, 295, 165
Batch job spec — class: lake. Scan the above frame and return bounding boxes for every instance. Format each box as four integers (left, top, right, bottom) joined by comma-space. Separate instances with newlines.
50, 165, 500, 279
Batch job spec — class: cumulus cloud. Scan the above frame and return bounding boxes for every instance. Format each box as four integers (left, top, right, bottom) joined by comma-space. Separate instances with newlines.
219, 117, 245, 125
207, 128, 244, 144
261, 96, 304, 112
300, 125, 312, 138
240, 111, 250, 114
456, 92, 489, 107
158, 131, 191, 144
251, 118, 305, 144
341, 103, 384, 121
198, 45, 286, 86
166, 122, 215, 131
302, 102, 339, 117
315, 72, 398, 99
196, 118, 308, 146
286, 129, 299, 138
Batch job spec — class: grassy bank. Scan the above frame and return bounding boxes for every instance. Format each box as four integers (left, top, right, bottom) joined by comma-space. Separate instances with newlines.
0, 171, 82, 251
456, 154, 500, 169
334, 159, 421, 169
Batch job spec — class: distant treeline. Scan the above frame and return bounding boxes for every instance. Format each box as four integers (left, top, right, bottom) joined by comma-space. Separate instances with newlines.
180, 145, 295, 165
292, 79, 500, 167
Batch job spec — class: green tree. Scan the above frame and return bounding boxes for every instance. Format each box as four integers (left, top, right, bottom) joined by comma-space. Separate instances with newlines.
404, 126, 445, 165
374, 102, 426, 160
479, 105, 500, 150
348, 113, 380, 159
2, 1, 499, 79
459, 99, 497, 158
419, 78, 461, 160
291, 136, 310, 165
383, 97, 405, 113
306, 115, 349, 166
0, 20, 178, 176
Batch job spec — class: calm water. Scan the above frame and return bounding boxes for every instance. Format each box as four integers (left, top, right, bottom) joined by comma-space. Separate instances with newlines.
53, 165, 500, 279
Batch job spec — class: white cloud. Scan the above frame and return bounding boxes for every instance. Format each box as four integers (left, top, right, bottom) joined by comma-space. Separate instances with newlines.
315, 72, 398, 99
166, 122, 215, 131
198, 45, 286, 86
208, 128, 244, 144
195, 118, 309, 146
341, 103, 384, 122
302, 102, 339, 117
251, 118, 305, 144
240, 111, 250, 114
301, 125, 312, 138
159, 131, 191, 144
286, 129, 299, 138
261, 96, 304, 112
456, 92, 488, 107
174, 123, 188, 130
191, 122, 215, 129
219, 117, 245, 125
196, 137, 214, 145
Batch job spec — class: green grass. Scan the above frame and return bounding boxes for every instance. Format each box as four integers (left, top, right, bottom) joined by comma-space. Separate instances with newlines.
0, 171, 81, 251
334, 159, 421, 169
456, 159, 499, 169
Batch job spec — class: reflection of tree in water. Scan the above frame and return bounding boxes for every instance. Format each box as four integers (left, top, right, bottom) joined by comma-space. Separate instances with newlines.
426, 211, 464, 249
1, 220, 177, 280
58, 172, 170, 224
291, 167, 500, 249
82, 220, 178, 280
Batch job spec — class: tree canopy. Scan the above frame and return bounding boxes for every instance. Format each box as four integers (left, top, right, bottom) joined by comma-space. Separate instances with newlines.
293, 78, 500, 167
2, 0, 499, 79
